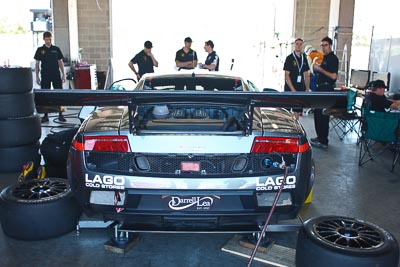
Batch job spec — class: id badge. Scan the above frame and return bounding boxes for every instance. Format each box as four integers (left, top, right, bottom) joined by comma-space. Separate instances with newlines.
297, 75, 302, 83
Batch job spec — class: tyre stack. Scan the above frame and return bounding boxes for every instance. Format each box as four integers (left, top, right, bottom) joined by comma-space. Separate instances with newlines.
0, 67, 41, 173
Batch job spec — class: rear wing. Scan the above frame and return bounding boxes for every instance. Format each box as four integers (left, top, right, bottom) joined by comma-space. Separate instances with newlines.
34, 89, 346, 135
34, 89, 346, 109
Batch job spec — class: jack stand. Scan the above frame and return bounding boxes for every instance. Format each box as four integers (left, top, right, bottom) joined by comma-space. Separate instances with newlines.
103, 223, 140, 254
238, 232, 275, 253
76, 213, 114, 236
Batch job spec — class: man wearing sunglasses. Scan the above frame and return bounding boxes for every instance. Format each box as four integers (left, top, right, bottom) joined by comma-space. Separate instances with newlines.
309, 36, 339, 149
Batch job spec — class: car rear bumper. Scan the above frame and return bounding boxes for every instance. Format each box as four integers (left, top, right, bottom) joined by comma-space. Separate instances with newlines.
68, 148, 312, 232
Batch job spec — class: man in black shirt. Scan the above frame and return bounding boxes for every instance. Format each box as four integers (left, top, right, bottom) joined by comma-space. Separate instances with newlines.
175, 37, 198, 70
128, 40, 159, 80
309, 36, 339, 148
283, 38, 310, 119
202, 40, 219, 71
34, 31, 66, 123
369, 79, 400, 111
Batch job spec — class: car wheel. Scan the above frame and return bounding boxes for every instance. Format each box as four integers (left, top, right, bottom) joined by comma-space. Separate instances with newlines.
0, 92, 35, 119
0, 178, 82, 240
296, 215, 399, 267
0, 141, 41, 173
0, 114, 41, 147
0, 67, 32, 94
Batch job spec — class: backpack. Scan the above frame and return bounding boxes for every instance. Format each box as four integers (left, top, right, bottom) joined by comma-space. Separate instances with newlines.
40, 128, 79, 177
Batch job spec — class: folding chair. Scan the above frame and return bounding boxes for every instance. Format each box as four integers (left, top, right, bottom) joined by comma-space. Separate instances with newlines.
358, 105, 400, 172
324, 88, 362, 140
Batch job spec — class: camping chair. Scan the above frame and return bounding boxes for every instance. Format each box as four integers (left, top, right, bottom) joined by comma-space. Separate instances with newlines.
324, 88, 362, 141
358, 102, 400, 172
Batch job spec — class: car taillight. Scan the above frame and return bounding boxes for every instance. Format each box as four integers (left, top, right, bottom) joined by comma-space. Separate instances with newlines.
72, 136, 130, 152
251, 137, 309, 153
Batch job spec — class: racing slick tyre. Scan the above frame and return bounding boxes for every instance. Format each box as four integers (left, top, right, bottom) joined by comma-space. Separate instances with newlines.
0, 92, 35, 119
0, 67, 32, 94
0, 114, 41, 147
0, 141, 41, 173
295, 215, 399, 267
0, 178, 82, 240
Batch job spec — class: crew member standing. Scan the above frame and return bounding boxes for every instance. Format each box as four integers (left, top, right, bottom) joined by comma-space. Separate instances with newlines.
175, 37, 198, 70
202, 40, 219, 71
309, 36, 339, 148
34, 31, 66, 123
283, 38, 310, 119
128, 40, 158, 80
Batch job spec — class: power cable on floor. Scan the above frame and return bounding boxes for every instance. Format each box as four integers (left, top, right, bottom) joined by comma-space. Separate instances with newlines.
247, 157, 288, 267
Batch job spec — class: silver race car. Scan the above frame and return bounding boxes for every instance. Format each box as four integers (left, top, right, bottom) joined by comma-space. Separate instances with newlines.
35, 72, 346, 232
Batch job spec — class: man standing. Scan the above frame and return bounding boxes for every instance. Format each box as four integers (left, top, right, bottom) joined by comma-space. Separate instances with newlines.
34, 31, 66, 123
202, 40, 219, 71
175, 37, 198, 70
309, 36, 339, 148
128, 40, 158, 80
283, 38, 310, 119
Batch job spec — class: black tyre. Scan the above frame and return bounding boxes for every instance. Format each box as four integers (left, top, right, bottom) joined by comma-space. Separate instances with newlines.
296, 216, 399, 267
0, 178, 82, 240
0, 141, 41, 173
0, 67, 32, 94
0, 114, 41, 147
0, 92, 35, 119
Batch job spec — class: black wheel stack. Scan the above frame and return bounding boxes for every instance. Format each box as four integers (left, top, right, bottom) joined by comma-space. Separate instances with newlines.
0, 67, 41, 172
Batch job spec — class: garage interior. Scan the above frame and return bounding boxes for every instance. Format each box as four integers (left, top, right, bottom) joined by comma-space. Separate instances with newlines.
0, 0, 400, 266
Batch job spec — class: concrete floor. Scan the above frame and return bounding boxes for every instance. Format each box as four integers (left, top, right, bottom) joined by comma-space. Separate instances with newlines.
0, 109, 399, 267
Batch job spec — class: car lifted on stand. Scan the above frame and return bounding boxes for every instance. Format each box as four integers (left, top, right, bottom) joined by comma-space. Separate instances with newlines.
34, 72, 345, 234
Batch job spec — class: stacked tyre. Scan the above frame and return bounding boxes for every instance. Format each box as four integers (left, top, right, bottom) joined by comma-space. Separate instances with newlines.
0, 67, 41, 173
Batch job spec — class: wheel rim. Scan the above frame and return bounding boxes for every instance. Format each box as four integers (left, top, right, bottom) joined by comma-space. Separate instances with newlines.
12, 179, 69, 200
313, 218, 385, 250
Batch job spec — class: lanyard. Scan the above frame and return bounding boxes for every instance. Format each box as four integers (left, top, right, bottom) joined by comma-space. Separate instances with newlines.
292, 52, 304, 75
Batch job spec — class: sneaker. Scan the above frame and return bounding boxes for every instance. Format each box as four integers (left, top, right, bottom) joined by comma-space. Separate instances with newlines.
41, 116, 49, 123
309, 139, 328, 149
310, 137, 319, 142
58, 115, 66, 122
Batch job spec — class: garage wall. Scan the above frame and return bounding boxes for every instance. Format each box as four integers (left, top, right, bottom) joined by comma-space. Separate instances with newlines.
76, 0, 110, 71
53, 0, 110, 72
294, 0, 331, 50
52, 0, 70, 61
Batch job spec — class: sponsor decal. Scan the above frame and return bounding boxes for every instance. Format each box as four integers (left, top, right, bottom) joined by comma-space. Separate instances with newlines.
255, 175, 296, 191
163, 195, 220, 211
85, 174, 125, 190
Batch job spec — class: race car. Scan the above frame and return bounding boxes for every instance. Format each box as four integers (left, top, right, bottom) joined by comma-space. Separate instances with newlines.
34, 72, 346, 232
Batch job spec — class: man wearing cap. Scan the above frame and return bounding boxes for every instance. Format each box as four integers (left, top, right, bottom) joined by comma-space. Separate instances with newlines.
369, 79, 400, 112
175, 37, 198, 70
202, 40, 219, 71
128, 40, 158, 80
